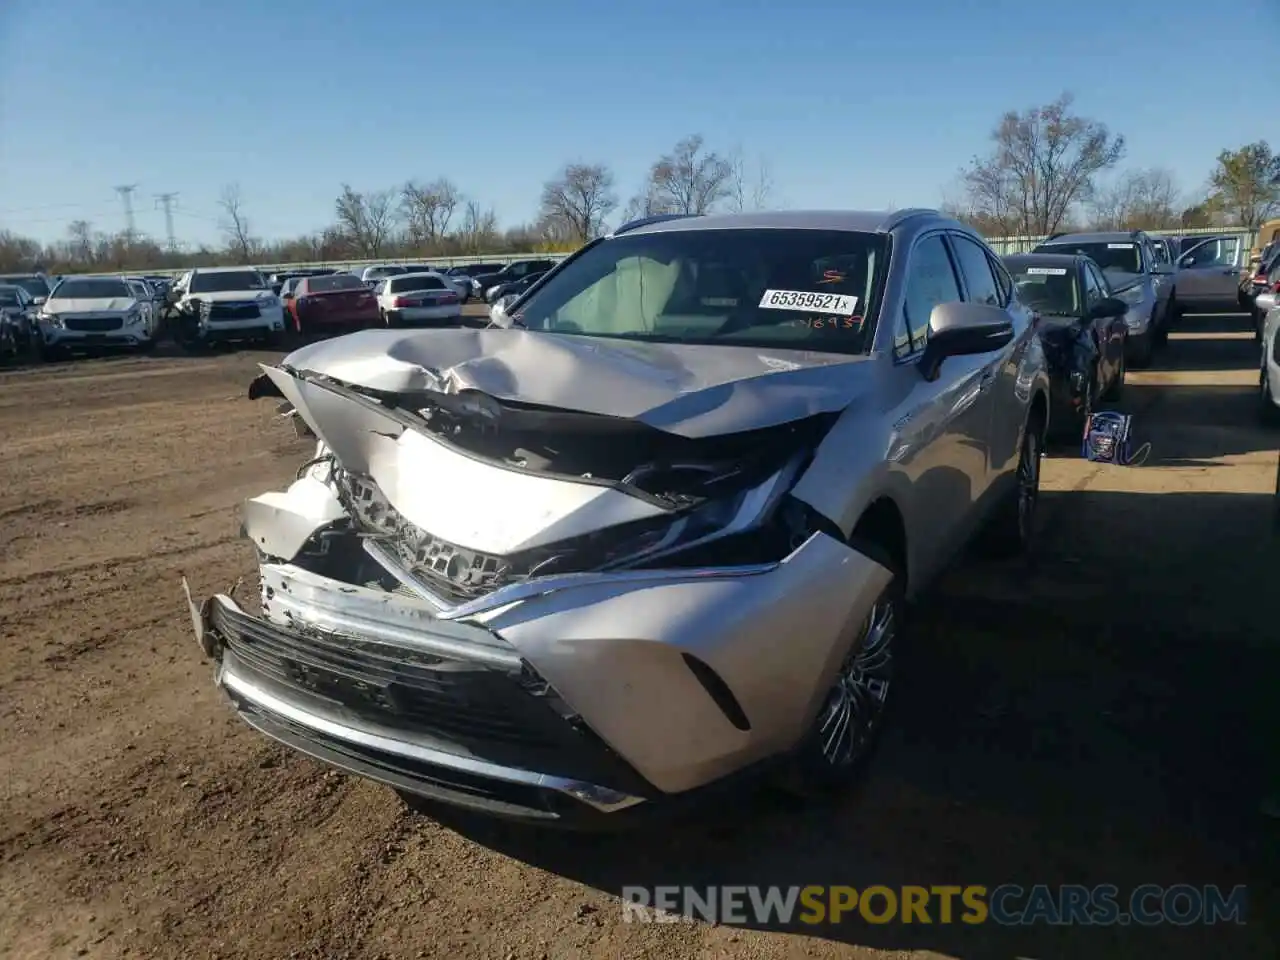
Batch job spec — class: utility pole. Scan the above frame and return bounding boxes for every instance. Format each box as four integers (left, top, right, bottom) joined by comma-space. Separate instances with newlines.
154, 193, 179, 252
114, 184, 138, 244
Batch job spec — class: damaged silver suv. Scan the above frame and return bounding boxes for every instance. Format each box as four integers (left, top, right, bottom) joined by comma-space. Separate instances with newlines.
184, 209, 1050, 826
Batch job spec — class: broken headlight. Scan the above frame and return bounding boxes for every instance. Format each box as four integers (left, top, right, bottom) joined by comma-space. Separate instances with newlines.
593, 453, 814, 571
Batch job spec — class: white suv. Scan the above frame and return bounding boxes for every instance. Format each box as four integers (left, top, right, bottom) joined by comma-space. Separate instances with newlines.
173, 267, 286, 346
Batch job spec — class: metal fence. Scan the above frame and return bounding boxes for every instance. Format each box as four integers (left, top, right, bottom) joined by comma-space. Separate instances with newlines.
68, 225, 1261, 279
981, 225, 1258, 255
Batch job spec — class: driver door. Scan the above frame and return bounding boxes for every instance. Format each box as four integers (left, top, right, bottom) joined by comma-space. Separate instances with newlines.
1176, 236, 1244, 311
889, 232, 995, 587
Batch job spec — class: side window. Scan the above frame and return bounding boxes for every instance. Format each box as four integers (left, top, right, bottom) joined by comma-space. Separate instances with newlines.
987, 254, 1013, 306
949, 234, 1002, 306
898, 234, 962, 358
1181, 239, 1229, 268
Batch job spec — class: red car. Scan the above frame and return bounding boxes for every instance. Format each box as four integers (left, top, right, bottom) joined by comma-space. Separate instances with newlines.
286, 274, 379, 335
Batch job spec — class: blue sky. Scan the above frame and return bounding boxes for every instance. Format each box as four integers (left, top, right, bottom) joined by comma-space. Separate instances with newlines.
0, 0, 1268, 246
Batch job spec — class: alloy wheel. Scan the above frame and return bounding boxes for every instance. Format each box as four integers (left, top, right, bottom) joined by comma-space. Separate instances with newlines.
817, 599, 895, 768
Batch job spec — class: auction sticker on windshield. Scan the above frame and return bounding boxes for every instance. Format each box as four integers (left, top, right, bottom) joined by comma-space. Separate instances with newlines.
1025, 267, 1068, 275
759, 290, 858, 315
1107, 243, 1135, 249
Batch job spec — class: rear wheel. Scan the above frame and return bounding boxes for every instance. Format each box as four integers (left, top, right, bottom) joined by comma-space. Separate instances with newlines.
780, 539, 901, 797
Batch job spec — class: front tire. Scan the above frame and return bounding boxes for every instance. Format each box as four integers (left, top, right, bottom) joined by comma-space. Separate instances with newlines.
1102, 350, 1125, 401
982, 416, 1043, 559
780, 539, 901, 797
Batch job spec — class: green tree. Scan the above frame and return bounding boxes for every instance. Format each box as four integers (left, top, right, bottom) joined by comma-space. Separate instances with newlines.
1206, 142, 1280, 227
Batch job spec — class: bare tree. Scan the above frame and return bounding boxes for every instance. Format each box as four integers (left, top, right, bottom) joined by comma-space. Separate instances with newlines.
400, 177, 461, 247
539, 162, 618, 243
648, 135, 734, 215
334, 184, 397, 258
67, 220, 95, 264
456, 200, 498, 253
217, 183, 257, 263
1089, 168, 1181, 230
727, 149, 775, 212
960, 93, 1125, 237
1206, 141, 1280, 227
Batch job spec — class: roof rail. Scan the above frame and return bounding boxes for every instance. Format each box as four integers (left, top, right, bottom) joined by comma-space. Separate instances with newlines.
612, 213, 701, 235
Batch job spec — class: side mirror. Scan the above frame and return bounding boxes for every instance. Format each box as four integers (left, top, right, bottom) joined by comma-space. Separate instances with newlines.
1178, 256, 1194, 269
282, 290, 294, 299
918, 301, 1014, 381
489, 294, 520, 328
33, 296, 46, 306
1090, 296, 1128, 320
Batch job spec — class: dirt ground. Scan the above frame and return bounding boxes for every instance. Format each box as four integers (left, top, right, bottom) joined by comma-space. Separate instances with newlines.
0, 313, 1276, 960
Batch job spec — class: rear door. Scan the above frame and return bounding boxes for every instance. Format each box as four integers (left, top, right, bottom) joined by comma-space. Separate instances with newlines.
1177, 236, 1245, 310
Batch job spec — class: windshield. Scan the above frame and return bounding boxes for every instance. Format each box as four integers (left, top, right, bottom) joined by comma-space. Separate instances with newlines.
306, 274, 364, 293
365, 266, 406, 280
1037, 241, 1142, 275
1009, 265, 1080, 316
51, 278, 133, 300
188, 271, 266, 293
3, 276, 50, 298
512, 228, 885, 353
389, 274, 446, 292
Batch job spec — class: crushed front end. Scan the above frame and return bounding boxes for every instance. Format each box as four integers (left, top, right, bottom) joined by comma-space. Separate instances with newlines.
187, 353, 891, 825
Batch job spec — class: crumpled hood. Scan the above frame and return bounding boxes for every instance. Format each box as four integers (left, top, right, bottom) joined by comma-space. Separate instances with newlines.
279, 327, 874, 438
187, 290, 273, 303
45, 297, 137, 314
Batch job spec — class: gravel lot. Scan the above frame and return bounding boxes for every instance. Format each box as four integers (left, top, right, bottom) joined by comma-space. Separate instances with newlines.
1, 312, 1276, 960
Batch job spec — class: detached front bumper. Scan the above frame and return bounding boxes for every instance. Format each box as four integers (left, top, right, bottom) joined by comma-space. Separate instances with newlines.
185, 531, 888, 824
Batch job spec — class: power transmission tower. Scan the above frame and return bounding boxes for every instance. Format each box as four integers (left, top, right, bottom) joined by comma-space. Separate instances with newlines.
155, 193, 179, 251
114, 184, 138, 244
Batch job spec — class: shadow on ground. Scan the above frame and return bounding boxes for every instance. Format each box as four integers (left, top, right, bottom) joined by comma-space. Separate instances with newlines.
429, 487, 1279, 959
1144, 312, 1258, 374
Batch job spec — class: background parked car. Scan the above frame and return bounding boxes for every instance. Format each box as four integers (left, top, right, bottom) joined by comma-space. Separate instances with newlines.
287, 273, 379, 336
0, 282, 37, 350
359, 264, 411, 289
1172, 233, 1250, 313
1250, 256, 1280, 341
373, 271, 462, 326
36, 275, 156, 359
472, 259, 557, 302
0, 272, 53, 307
1004, 252, 1127, 438
485, 269, 547, 304
445, 263, 505, 300
1260, 302, 1280, 423
1032, 231, 1172, 366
